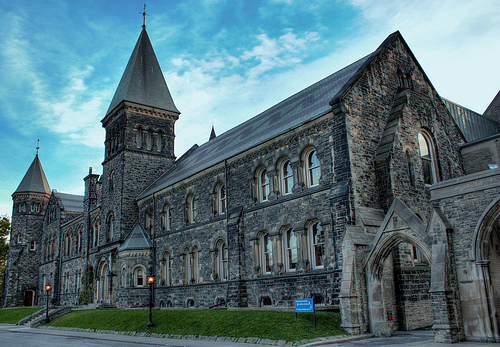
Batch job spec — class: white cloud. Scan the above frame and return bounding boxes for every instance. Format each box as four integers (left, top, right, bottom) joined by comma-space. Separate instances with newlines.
348, 0, 500, 112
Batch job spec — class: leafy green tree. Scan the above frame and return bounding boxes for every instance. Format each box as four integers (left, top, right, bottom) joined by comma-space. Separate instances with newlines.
0, 217, 10, 293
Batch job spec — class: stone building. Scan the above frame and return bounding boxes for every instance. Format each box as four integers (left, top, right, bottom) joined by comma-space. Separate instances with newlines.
2, 26, 499, 343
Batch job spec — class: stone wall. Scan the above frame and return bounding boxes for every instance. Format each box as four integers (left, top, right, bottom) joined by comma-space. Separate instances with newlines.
461, 135, 500, 174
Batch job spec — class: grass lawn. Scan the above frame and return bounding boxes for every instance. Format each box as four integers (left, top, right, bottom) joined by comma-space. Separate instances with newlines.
0, 307, 41, 324
48, 309, 345, 341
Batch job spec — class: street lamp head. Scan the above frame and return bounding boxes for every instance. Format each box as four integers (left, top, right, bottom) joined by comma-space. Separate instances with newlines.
45, 285, 51, 291
147, 275, 155, 284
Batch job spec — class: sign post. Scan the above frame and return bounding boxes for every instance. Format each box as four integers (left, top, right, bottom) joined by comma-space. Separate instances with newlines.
295, 298, 316, 330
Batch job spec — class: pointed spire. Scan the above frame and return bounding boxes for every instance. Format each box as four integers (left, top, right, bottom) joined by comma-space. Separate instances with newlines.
105, 27, 180, 117
14, 155, 51, 195
209, 124, 217, 141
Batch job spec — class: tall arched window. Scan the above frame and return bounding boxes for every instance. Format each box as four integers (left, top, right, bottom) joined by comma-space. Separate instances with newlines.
109, 171, 115, 191
256, 167, 270, 202
121, 267, 126, 288
77, 227, 82, 253
418, 130, 438, 185
216, 240, 228, 281
308, 222, 325, 269
184, 248, 191, 284
162, 252, 172, 286
260, 232, 273, 275
280, 159, 294, 195
186, 195, 196, 224
92, 218, 100, 247
192, 246, 199, 284
107, 214, 114, 242
283, 228, 297, 272
305, 149, 321, 187
215, 183, 226, 215
145, 211, 153, 235
162, 204, 172, 231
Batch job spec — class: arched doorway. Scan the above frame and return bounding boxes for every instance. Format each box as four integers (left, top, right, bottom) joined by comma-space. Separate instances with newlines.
488, 219, 500, 334
97, 262, 109, 303
363, 199, 433, 335
472, 197, 500, 340
367, 233, 433, 333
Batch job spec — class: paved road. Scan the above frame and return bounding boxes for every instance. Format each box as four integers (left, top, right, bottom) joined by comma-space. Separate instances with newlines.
0, 325, 269, 347
0, 325, 495, 347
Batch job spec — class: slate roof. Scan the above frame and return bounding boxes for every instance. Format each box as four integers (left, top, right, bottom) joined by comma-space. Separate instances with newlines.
105, 27, 179, 117
137, 40, 384, 199
118, 223, 152, 252
442, 98, 499, 142
54, 191, 84, 213
14, 155, 51, 195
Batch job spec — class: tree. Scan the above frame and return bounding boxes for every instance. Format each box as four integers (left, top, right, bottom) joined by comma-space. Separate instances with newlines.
0, 217, 10, 293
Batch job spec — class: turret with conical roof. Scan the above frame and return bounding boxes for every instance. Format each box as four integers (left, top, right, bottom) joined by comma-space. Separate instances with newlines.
2, 154, 51, 307
99, 25, 180, 241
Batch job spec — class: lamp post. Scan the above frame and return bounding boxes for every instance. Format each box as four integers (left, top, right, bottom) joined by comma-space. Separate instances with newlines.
44, 285, 51, 324
146, 274, 155, 329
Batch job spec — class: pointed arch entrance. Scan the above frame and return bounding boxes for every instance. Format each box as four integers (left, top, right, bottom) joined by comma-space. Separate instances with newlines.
340, 199, 434, 337
97, 261, 109, 303
470, 196, 500, 340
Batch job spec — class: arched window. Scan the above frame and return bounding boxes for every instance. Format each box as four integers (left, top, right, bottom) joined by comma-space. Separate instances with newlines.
109, 171, 115, 191
280, 159, 294, 195
77, 228, 82, 253
145, 211, 153, 235
192, 246, 199, 284
418, 130, 438, 185
133, 267, 146, 287
121, 267, 127, 287
260, 232, 273, 275
216, 240, 228, 281
186, 195, 196, 224
162, 252, 172, 286
305, 149, 321, 187
107, 214, 114, 242
162, 204, 172, 231
184, 248, 191, 284
308, 222, 325, 269
283, 228, 297, 272
136, 127, 142, 148
64, 234, 69, 255
215, 184, 226, 215
92, 218, 100, 248
256, 167, 270, 202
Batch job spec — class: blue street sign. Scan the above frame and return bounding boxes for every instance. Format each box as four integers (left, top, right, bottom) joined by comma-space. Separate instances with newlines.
295, 298, 314, 313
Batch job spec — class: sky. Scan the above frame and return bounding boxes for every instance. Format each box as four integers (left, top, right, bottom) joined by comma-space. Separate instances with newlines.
0, 0, 499, 219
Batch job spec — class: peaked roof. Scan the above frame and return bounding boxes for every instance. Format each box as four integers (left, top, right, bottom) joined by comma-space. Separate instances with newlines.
442, 98, 499, 142
53, 190, 84, 213
137, 32, 402, 200
14, 155, 51, 195
118, 223, 152, 252
105, 27, 179, 117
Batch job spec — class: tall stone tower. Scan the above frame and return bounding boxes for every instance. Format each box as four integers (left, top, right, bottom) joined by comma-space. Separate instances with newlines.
100, 26, 180, 240
2, 154, 51, 307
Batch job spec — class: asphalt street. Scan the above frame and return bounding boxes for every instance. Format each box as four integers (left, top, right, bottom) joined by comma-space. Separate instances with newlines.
0, 325, 495, 347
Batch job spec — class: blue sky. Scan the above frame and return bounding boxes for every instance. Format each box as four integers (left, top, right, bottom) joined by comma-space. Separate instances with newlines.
1, 0, 499, 218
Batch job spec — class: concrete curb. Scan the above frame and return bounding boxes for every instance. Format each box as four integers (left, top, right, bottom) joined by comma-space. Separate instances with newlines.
37, 326, 371, 346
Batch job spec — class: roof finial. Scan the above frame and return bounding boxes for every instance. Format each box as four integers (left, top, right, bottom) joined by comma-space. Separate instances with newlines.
140, 3, 149, 28
36, 139, 40, 157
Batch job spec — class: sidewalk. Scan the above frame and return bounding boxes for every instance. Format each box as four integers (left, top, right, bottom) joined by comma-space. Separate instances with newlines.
0, 324, 496, 347
0, 324, 372, 347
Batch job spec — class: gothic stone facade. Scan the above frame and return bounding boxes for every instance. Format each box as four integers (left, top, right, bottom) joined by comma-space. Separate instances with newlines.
3, 29, 500, 343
